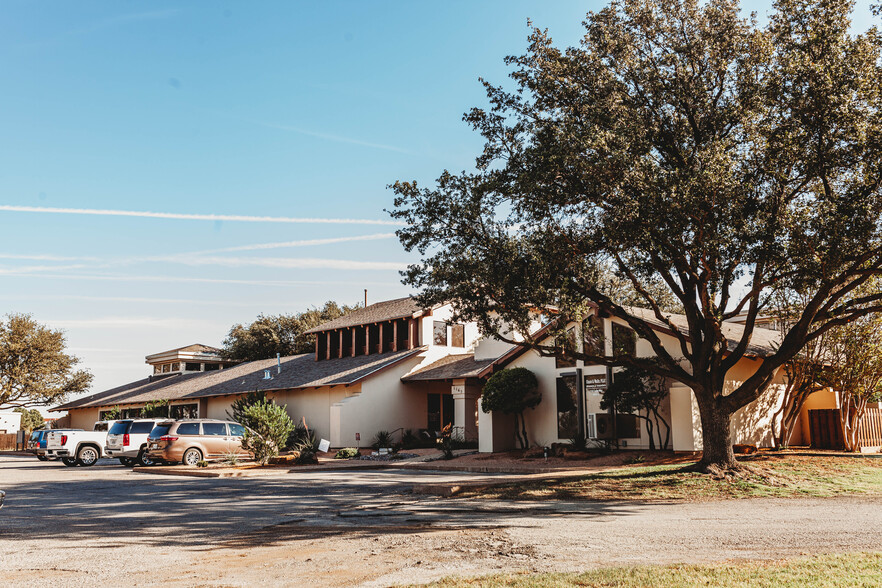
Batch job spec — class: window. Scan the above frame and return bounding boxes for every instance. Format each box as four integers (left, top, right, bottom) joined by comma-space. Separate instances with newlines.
612, 323, 636, 357
185, 362, 201, 371
149, 424, 172, 438
202, 422, 227, 436
433, 321, 448, 346
130, 421, 155, 434
109, 421, 131, 435
555, 327, 577, 368
161, 363, 170, 373
228, 423, 246, 437
171, 362, 180, 371
204, 363, 220, 371
170, 404, 198, 419
616, 414, 641, 438
556, 375, 580, 438
451, 324, 465, 348
153, 365, 162, 375
176, 422, 199, 435
583, 314, 604, 356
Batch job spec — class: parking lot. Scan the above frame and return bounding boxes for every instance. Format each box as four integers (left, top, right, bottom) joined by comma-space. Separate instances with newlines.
2, 454, 881, 587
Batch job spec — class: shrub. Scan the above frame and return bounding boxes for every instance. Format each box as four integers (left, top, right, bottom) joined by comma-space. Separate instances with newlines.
400, 429, 419, 449
240, 401, 295, 465
481, 367, 541, 449
334, 447, 360, 459
226, 390, 267, 429
288, 420, 319, 464
373, 430, 394, 449
221, 451, 240, 466
196, 460, 208, 468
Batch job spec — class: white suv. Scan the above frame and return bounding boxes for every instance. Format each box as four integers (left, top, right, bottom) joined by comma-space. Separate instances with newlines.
106, 419, 164, 466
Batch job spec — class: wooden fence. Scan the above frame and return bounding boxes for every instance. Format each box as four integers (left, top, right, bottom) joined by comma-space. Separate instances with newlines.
0, 433, 19, 451
809, 408, 882, 452
858, 408, 882, 451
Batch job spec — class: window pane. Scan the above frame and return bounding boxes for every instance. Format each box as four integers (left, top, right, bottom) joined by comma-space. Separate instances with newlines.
433, 321, 448, 346
228, 424, 246, 437
149, 424, 172, 438
176, 422, 199, 436
130, 422, 154, 434
451, 324, 465, 347
583, 315, 604, 356
202, 423, 227, 436
556, 376, 580, 438
555, 327, 577, 368
185, 362, 201, 371
109, 421, 131, 435
612, 324, 636, 357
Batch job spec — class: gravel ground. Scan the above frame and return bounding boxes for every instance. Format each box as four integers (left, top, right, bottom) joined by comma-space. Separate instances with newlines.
0, 454, 879, 587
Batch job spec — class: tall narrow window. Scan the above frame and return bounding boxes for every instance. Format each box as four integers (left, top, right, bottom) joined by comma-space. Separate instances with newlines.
555, 327, 577, 368
583, 314, 604, 356
433, 321, 448, 346
556, 375, 580, 438
612, 323, 636, 357
451, 324, 465, 347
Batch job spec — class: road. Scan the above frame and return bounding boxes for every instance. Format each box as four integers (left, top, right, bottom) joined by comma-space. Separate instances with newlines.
1, 454, 879, 586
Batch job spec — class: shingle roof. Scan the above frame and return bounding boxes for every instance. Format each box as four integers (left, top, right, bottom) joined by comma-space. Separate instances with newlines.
53, 347, 424, 411
401, 353, 497, 382
304, 297, 424, 334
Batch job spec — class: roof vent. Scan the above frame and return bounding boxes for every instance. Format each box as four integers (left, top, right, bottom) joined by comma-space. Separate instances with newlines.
263, 370, 272, 380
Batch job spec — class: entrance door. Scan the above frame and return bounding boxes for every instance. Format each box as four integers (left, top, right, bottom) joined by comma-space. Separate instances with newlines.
427, 394, 454, 433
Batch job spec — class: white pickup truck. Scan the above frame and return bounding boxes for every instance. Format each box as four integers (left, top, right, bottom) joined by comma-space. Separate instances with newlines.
45, 422, 114, 466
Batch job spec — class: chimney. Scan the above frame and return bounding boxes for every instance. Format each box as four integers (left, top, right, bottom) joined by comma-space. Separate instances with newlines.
277, 352, 281, 375
364, 289, 368, 308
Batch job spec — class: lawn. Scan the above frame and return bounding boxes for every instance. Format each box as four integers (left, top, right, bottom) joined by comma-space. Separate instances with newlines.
462, 454, 882, 501
419, 552, 882, 587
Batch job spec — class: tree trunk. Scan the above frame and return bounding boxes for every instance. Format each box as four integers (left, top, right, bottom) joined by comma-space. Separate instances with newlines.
695, 399, 739, 471
518, 410, 529, 449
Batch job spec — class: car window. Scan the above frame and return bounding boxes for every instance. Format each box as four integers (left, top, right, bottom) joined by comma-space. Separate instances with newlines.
94, 422, 109, 432
130, 422, 154, 434
202, 423, 227, 436
176, 422, 199, 436
109, 421, 132, 435
228, 424, 245, 437
149, 424, 172, 438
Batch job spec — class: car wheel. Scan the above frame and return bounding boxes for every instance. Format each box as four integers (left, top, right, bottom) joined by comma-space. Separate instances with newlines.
77, 446, 100, 467
182, 448, 202, 466
136, 449, 155, 467
37, 455, 48, 461
61, 457, 78, 467
119, 457, 134, 466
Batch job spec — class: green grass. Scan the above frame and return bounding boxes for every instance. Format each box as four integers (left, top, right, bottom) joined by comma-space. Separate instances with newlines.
464, 455, 882, 501
419, 552, 882, 587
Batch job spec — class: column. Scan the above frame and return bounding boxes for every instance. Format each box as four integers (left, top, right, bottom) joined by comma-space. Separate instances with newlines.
670, 384, 703, 451
451, 379, 480, 443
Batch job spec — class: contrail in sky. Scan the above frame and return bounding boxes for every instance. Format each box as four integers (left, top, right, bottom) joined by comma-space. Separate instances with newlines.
190, 232, 397, 254
0, 205, 401, 226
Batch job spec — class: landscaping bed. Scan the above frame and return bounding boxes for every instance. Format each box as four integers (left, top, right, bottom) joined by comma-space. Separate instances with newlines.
458, 453, 882, 501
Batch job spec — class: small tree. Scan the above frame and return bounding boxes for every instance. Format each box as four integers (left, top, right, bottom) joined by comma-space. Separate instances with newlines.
826, 314, 882, 452
481, 367, 541, 449
226, 390, 267, 427
14, 407, 44, 435
240, 401, 295, 465
602, 365, 670, 450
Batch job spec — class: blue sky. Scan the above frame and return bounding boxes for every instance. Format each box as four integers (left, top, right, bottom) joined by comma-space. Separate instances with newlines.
0, 1, 877, 398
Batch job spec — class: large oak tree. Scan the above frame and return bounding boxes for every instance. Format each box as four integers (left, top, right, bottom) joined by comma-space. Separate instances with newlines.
390, 0, 882, 471
0, 314, 92, 409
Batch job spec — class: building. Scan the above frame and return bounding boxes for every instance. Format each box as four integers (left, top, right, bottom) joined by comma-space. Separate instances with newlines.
52, 296, 841, 452
0, 411, 22, 435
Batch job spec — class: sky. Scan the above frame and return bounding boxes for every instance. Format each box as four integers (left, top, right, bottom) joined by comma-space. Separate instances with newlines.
1, 1, 877, 401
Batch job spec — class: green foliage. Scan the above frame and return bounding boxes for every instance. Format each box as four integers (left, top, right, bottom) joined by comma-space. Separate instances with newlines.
14, 407, 44, 434
372, 430, 394, 449
196, 460, 208, 468
221, 451, 240, 466
140, 399, 169, 419
102, 406, 121, 421
226, 390, 267, 428
400, 429, 421, 449
221, 301, 359, 361
481, 368, 541, 415
334, 447, 360, 459
389, 0, 882, 469
240, 401, 295, 465
0, 313, 92, 408
481, 368, 541, 449
287, 419, 319, 464
603, 364, 671, 450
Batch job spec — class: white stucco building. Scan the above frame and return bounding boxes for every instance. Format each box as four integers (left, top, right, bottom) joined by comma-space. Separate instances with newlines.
53, 296, 830, 452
